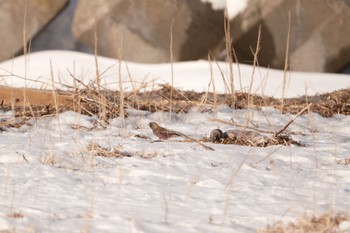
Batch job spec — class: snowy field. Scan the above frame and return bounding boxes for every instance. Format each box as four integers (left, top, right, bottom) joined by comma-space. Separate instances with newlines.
1, 51, 350, 232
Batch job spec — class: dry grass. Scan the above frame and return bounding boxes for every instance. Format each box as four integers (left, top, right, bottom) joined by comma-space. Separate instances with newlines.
70, 83, 122, 121
85, 142, 160, 159
1, 85, 349, 133
206, 103, 311, 147
259, 212, 349, 233
203, 132, 303, 147
336, 156, 350, 165
1, 84, 350, 118
7, 211, 24, 219
86, 142, 131, 158
40, 153, 57, 166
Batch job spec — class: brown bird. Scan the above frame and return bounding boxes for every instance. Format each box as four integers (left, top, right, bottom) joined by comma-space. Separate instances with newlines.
148, 122, 214, 150
148, 122, 185, 140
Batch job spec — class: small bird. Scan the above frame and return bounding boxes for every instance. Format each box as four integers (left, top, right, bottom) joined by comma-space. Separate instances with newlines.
209, 129, 227, 142
148, 122, 214, 150
209, 128, 264, 146
148, 122, 185, 140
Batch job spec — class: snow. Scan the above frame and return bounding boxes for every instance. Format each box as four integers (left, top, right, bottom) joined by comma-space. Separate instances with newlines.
1, 50, 350, 232
1, 107, 350, 232
0, 51, 349, 98
201, 0, 248, 18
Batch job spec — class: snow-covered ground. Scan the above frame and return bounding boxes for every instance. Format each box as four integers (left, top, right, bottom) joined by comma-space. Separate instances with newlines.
1, 51, 350, 232
0, 51, 349, 98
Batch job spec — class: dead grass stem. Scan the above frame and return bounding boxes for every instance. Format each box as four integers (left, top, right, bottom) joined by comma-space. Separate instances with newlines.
248, 25, 262, 107
281, 12, 291, 113
224, 9, 236, 105
169, 19, 175, 120
208, 54, 218, 115
117, 37, 125, 127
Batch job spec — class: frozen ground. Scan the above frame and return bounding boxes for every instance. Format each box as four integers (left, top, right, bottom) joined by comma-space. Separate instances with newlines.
0, 51, 350, 232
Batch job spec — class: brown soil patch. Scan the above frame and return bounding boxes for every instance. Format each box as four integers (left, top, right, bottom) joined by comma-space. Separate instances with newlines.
0, 86, 73, 117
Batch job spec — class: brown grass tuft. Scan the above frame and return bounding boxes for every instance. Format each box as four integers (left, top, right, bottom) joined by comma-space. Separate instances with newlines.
7, 211, 24, 218
259, 212, 349, 233
86, 142, 131, 158
336, 156, 350, 165
1, 85, 349, 125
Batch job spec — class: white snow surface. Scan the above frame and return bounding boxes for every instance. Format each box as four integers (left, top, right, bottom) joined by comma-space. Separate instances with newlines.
1, 108, 350, 232
0, 51, 350, 232
0, 50, 349, 98
201, 0, 248, 18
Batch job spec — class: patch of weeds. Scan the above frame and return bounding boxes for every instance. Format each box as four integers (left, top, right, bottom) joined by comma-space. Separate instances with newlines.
259, 212, 349, 233
336, 157, 350, 165
86, 142, 131, 158
204, 131, 304, 147
1, 86, 350, 121
7, 211, 24, 218
41, 153, 57, 166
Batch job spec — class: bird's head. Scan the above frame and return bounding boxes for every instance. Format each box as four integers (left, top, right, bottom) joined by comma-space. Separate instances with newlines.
149, 122, 159, 129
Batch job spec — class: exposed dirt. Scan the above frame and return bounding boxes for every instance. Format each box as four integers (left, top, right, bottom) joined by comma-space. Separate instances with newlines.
0, 86, 73, 117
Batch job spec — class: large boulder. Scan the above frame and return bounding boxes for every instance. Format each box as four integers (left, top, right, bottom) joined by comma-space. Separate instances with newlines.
0, 0, 68, 62
72, 0, 225, 63
231, 0, 350, 72
30, 0, 91, 53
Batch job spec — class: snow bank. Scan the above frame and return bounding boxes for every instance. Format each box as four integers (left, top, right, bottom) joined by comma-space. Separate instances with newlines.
0, 50, 349, 98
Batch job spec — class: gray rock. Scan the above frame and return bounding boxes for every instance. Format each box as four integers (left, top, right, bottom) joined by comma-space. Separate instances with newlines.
72, 0, 225, 63
231, 0, 350, 72
30, 0, 91, 53
0, 0, 68, 62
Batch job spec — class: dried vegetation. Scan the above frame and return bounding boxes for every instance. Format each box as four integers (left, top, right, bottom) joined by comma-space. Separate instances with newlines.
1, 85, 349, 120
259, 212, 349, 233
1, 85, 349, 148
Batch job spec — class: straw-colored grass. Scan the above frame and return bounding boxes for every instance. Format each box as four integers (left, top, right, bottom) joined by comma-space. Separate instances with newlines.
259, 212, 349, 233
1, 85, 350, 124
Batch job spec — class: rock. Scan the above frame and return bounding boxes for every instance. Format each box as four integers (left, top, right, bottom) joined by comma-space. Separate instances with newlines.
0, 0, 68, 62
30, 0, 91, 53
231, 0, 350, 72
72, 0, 225, 63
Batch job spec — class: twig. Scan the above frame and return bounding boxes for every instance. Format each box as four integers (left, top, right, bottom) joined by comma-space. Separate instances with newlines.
181, 134, 215, 151
211, 103, 312, 138
209, 118, 274, 134
226, 153, 248, 188
251, 146, 282, 166
22, 154, 29, 163
169, 19, 174, 120
274, 103, 312, 137
281, 12, 291, 112
248, 25, 262, 107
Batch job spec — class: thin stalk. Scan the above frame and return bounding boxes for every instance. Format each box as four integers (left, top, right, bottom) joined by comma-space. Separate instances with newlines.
248, 25, 262, 107
281, 12, 291, 113
169, 19, 174, 120
224, 9, 235, 106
